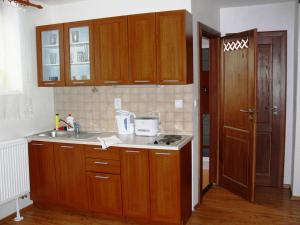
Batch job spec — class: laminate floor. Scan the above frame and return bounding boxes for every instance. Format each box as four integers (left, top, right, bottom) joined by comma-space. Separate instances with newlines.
1, 187, 300, 225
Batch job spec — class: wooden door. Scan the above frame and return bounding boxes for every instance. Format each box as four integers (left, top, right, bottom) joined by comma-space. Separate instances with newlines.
156, 10, 193, 84
219, 29, 257, 201
149, 150, 180, 224
29, 142, 58, 203
86, 172, 122, 215
94, 16, 129, 85
64, 21, 95, 86
256, 31, 286, 187
121, 149, 150, 220
128, 13, 157, 84
54, 143, 88, 209
36, 24, 65, 87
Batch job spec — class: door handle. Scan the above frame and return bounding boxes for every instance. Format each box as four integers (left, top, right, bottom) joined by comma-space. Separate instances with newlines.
240, 109, 256, 114
271, 106, 279, 111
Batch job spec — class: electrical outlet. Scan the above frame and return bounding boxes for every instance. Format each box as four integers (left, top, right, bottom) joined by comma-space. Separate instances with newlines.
114, 98, 122, 110
175, 100, 183, 109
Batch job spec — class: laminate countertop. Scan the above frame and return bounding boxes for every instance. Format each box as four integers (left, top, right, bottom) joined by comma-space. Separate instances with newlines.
27, 131, 193, 151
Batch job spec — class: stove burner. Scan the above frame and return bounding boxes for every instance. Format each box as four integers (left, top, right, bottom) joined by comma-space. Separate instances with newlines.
152, 135, 183, 146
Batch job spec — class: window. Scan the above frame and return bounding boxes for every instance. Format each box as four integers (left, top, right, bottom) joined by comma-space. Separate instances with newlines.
0, 3, 23, 94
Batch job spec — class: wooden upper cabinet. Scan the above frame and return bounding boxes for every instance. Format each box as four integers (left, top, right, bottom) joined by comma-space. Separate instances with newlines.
156, 10, 193, 84
121, 149, 150, 220
149, 150, 181, 224
28, 142, 58, 203
36, 24, 65, 87
64, 21, 95, 86
94, 16, 129, 85
54, 143, 88, 209
128, 13, 157, 84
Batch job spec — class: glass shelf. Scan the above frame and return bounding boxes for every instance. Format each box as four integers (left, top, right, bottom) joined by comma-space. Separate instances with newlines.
68, 26, 91, 81
41, 29, 61, 82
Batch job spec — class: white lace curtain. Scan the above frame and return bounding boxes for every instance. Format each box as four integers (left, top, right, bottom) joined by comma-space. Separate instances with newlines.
0, 2, 33, 120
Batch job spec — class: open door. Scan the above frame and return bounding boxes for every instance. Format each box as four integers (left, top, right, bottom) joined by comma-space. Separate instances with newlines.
219, 29, 257, 201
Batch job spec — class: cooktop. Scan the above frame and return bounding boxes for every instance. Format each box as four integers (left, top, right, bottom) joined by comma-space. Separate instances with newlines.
150, 134, 185, 146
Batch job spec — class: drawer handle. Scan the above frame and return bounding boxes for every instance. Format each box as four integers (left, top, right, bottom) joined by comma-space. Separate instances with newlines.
125, 150, 141, 153
104, 81, 118, 84
60, 146, 74, 149
94, 161, 109, 165
163, 80, 179, 82
155, 152, 172, 156
93, 147, 102, 150
44, 82, 56, 85
95, 175, 109, 179
134, 80, 150, 83
31, 143, 44, 146
72, 81, 86, 85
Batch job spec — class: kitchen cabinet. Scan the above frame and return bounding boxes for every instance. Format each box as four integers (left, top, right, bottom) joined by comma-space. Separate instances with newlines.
156, 10, 193, 84
28, 141, 192, 225
149, 150, 181, 224
94, 16, 129, 85
36, 10, 193, 87
28, 142, 58, 203
36, 24, 65, 86
64, 21, 95, 86
54, 143, 88, 209
121, 149, 150, 220
128, 13, 157, 84
86, 172, 122, 215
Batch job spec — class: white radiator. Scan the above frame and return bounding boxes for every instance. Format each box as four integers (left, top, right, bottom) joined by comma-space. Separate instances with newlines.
0, 138, 30, 207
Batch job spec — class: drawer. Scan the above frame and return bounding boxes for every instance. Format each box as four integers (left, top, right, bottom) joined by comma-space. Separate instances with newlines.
85, 145, 120, 160
86, 158, 120, 174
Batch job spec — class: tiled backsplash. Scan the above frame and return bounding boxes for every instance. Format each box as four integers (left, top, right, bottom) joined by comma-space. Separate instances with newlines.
54, 85, 194, 134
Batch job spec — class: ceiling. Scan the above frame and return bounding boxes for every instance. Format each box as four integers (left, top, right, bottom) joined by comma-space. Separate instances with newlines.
36, 0, 295, 7
216, 0, 295, 8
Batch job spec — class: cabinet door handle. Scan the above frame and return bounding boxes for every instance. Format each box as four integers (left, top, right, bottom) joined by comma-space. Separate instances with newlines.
163, 80, 179, 83
93, 147, 102, 150
44, 82, 56, 85
31, 143, 44, 146
125, 150, 141, 153
72, 81, 86, 85
134, 80, 150, 83
60, 145, 74, 149
155, 152, 172, 156
94, 161, 109, 165
104, 81, 118, 84
95, 175, 109, 179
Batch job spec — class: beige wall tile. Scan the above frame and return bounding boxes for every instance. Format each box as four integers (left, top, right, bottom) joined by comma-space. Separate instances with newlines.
54, 85, 194, 134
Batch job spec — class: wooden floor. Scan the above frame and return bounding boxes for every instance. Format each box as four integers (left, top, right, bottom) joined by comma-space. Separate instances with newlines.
1, 187, 300, 225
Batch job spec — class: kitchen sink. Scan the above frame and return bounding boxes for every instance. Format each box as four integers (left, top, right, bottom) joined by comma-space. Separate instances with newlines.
38, 131, 96, 140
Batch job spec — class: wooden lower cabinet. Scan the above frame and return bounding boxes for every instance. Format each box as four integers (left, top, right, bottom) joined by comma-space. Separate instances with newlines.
86, 172, 122, 215
29, 141, 192, 225
121, 149, 150, 220
54, 143, 88, 209
29, 142, 58, 203
149, 150, 181, 224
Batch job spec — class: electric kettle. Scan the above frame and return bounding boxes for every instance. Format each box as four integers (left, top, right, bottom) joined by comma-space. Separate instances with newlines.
115, 110, 136, 135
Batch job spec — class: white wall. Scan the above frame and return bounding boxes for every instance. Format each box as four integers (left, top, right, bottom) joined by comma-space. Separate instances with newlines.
220, 1, 298, 185
0, 6, 54, 220
42, 0, 191, 24
191, 0, 220, 206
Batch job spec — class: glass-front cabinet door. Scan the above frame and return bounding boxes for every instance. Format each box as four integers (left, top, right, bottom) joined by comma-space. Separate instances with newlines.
64, 21, 95, 86
37, 24, 65, 86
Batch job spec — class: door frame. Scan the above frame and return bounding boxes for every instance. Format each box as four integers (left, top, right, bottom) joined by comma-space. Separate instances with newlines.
198, 22, 221, 203
256, 31, 287, 188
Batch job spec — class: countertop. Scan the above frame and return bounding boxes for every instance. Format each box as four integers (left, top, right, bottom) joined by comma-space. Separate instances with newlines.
27, 131, 193, 151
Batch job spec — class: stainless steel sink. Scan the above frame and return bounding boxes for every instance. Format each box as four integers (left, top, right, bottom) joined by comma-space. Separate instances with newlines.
37, 131, 96, 140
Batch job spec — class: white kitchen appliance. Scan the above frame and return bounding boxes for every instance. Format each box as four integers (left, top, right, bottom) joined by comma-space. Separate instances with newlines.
115, 110, 136, 135
134, 117, 159, 136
